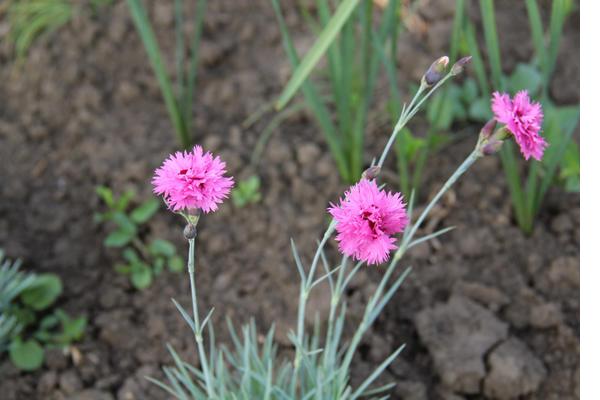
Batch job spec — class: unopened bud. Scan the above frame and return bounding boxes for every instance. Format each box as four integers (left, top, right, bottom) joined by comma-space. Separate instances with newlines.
183, 224, 197, 240
423, 56, 449, 86
480, 119, 497, 140
362, 165, 381, 180
482, 139, 504, 155
450, 56, 472, 76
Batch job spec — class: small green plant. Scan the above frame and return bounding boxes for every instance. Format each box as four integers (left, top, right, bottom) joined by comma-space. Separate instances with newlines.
126, 0, 206, 148
232, 175, 261, 208
95, 186, 184, 289
0, 250, 86, 371
452, 0, 579, 234
3, 0, 113, 61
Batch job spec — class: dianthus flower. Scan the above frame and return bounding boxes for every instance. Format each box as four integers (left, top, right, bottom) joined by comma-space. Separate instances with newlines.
491, 90, 546, 161
152, 145, 233, 213
329, 179, 408, 265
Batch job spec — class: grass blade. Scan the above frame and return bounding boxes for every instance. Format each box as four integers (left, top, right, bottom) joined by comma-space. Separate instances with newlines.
275, 0, 361, 110
271, 0, 349, 180
184, 0, 207, 131
480, 0, 503, 89
126, 0, 189, 147
525, 0, 546, 67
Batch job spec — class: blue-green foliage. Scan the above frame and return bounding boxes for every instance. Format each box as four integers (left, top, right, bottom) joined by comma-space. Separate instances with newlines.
0, 250, 86, 371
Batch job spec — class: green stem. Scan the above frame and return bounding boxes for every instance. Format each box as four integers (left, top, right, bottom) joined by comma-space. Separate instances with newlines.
376, 83, 425, 170
401, 149, 481, 253
187, 238, 215, 398
377, 73, 453, 171
291, 221, 336, 394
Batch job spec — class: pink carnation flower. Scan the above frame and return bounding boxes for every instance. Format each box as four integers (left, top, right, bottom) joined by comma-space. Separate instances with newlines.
491, 90, 546, 161
152, 145, 234, 213
329, 179, 408, 265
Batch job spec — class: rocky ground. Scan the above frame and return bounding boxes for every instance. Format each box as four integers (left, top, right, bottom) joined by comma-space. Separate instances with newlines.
0, 0, 579, 399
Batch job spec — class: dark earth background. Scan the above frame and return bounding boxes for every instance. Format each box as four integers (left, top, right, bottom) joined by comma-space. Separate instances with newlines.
0, 0, 579, 399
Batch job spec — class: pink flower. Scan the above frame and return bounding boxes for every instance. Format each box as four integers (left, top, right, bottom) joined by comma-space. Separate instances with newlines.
152, 145, 234, 213
329, 179, 408, 265
491, 90, 546, 161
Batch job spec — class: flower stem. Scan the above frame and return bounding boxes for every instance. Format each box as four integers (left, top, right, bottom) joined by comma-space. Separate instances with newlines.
399, 149, 481, 256
187, 237, 215, 398
376, 74, 453, 170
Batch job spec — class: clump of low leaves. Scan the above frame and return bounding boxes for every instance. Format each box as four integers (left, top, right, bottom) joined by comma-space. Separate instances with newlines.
0, 250, 86, 371
232, 175, 261, 208
95, 186, 184, 290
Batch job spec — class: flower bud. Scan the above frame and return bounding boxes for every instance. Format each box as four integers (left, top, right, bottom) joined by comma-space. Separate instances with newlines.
479, 118, 497, 140
482, 139, 504, 156
450, 56, 472, 76
362, 165, 381, 180
183, 224, 197, 240
423, 56, 449, 86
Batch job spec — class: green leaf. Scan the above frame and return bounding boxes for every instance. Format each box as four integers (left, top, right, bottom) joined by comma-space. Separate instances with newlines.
232, 176, 262, 208
95, 186, 114, 207
153, 257, 165, 274
58, 313, 86, 343
131, 264, 152, 290
114, 263, 131, 275
122, 247, 140, 263
508, 63, 543, 94
112, 212, 136, 235
168, 256, 184, 273
39, 314, 59, 330
275, 0, 361, 110
104, 229, 133, 248
401, 130, 426, 163
469, 97, 493, 122
11, 306, 36, 328
20, 274, 62, 311
115, 190, 135, 212
460, 78, 479, 104
9, 338, 44, 371
130, 199, 160, 224
149, 239, 176, 258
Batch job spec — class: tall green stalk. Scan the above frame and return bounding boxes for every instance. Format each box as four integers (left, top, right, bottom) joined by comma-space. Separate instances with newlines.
127, 0, 206, 148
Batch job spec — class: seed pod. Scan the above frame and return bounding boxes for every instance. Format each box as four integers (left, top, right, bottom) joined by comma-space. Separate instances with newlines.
183, 224, 197, 240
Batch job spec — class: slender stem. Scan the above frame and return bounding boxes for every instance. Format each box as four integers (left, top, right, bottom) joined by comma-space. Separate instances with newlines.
291, 221, 336, 394
376, 84, 425, 170
187, 238, 215, 398
400, 149, 481, 254
377, 73, 453, 170
323, 255, 348, 368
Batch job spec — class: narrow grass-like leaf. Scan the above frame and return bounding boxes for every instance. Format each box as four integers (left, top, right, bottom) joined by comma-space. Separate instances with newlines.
463, 21, 490, 95
126, 0, 188, 147
408, 227, 456, 249
350, 344, 405, 399
172, 298, 194, 331
184, 0, 206, 128
480, 0, 503, 89
525, 0, 546, 66
275, 0, 361, 110
271, 0, 349, 180
500, 143, 527, 230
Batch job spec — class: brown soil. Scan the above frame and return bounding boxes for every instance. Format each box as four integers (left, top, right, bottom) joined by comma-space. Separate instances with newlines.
0, 1, 579, 399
